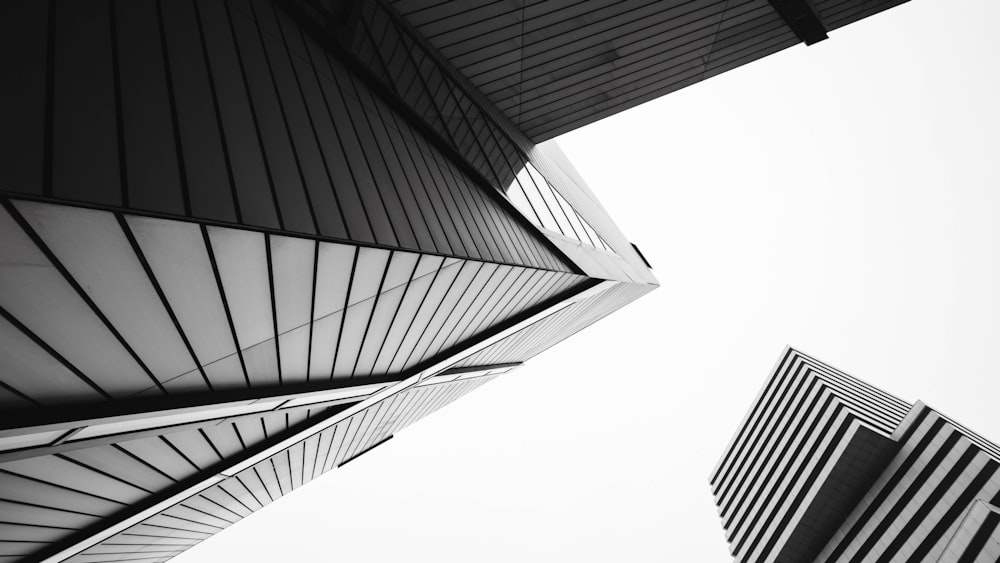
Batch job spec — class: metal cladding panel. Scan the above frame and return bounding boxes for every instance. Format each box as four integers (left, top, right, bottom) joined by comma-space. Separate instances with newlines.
0, 0, 572, 273
449, 281, 654, 369
817, 405, 1000, 563
58, 375, 497, 563
0, 199, 585, 414
0, 406, 337, 559
391, 0, 912, 142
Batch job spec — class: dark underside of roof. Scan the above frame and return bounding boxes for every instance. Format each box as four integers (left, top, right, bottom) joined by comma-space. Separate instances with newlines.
392, 0, 910, 142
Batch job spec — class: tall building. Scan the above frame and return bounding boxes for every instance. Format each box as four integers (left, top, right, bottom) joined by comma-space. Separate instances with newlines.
711, 349, 1000, 563
0, 1, 912, 561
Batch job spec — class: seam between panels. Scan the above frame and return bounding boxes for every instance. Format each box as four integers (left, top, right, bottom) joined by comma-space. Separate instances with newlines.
108, 0, 128, 209
154, 0, 193, 216
329, 246, 361, 379
216, 0, 290, 233
195, 0, 243, 225
264, 234, 283, 385
200, 224, 252, 389
305, 239, 320, 381
349, 250, 395, 378
367, 254, 423, 378
1, 199, 166, 397
117, 213, 213, 391
276, 0, 586, 275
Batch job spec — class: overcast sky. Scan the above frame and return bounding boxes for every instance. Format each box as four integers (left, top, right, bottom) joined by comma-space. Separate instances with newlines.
174, 1, 1000, 560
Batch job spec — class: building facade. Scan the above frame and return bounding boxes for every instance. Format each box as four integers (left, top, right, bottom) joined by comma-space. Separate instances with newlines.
0, 0, 912, 561
712, 349, 1000, 562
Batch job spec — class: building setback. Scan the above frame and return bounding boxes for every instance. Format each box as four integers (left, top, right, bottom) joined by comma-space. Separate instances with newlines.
0, 0, 913, 561
712, 349, 1000, 563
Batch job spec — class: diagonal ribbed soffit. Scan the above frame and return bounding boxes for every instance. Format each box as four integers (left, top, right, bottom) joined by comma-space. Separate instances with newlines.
0, 196, 610, 561
0, 199, 586, 405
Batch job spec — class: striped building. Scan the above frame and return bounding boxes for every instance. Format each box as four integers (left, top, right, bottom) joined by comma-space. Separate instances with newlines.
712, 349, 1000, 562
0, 0, 915, 561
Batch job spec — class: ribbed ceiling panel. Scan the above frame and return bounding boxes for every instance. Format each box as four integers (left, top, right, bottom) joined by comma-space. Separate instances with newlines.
58, 375, 498, 563
0, 199, 586, 414
391, 0, 912, 141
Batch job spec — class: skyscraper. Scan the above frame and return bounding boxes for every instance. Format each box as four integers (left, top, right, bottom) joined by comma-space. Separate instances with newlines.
0, 1, 913, 561
712, 348, 1000, 562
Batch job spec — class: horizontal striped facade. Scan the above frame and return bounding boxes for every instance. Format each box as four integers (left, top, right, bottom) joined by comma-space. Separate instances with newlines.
937, 500, 1000, 563
713, 351, 1000, 563
391, 0, 913, 142
818, 404, 1000, 563
711, 349, 911, 563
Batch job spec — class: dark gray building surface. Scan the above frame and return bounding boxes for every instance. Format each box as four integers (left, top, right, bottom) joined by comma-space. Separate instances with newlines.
0, 0, 913, 561
712, 349, 1000, 563
390, 0, 911, 141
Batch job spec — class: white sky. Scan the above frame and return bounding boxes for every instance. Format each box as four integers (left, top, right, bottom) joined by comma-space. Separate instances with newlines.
174, 1, 1000, 560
